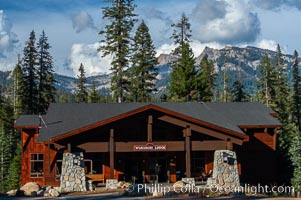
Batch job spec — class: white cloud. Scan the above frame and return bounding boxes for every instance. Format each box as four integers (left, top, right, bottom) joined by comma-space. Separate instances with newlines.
156, 43, 177, 56
0, 10, 19, 58
156, 41, 224, 57
255, 39, 277, 51
191, 0, 260, 44
71, 11, 96, 33
190, 41, 224, 56
70, 43, 112, 76
0, 10, 20, 71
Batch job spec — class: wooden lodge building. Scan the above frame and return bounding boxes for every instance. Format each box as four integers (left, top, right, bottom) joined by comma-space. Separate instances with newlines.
15, 102, 281, 187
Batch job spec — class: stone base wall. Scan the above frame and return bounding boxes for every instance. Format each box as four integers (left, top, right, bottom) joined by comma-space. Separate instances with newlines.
60, 152, 87, 192
207, 150, 240, 188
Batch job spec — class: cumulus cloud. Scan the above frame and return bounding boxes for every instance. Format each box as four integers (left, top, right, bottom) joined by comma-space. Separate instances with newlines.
70, 43, 112, 76
190, 0, 260, 44
71, 11, 96, 33
156, 43, 177, 56
190, 41, 224, 56
140, 7, 173, 47
156, 41, 224, 58
0, 10, 19, 58
255, 39, 278, 51
191, 0, 227, 24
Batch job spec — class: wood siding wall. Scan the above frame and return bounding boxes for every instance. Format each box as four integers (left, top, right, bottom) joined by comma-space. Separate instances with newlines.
236, 130, 276, 184
21, 129, 59, 187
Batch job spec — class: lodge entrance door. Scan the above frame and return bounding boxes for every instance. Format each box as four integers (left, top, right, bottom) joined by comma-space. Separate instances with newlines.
121, 152, 175, 183
143, 158, 167, 183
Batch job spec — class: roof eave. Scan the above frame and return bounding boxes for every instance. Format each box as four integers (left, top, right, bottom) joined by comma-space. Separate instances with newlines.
14, 125, 40, 129
47, 104, 250, 143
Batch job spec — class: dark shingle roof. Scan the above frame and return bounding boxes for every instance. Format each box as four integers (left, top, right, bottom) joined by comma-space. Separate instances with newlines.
15, 102, 281, 142
15, 115, 40, 127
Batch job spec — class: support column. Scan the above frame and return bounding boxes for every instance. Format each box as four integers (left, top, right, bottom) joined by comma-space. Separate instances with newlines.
148, 115, 153, 142
226, 139, 233, 150
110, 129, 114, 179
67, 143, 71, 152
185, 126, 191, 178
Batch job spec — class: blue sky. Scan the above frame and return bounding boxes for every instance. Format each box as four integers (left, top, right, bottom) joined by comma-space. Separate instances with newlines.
1, 0, 301, 76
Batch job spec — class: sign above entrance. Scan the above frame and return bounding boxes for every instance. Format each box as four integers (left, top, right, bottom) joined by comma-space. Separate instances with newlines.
133, 143, 167, 151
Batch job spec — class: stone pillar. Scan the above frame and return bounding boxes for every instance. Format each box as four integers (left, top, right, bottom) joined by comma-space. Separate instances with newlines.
207, 150, 240, 188
60, 152, 87, 192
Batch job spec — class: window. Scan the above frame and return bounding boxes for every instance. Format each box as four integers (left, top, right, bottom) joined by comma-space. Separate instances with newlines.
30, 153, 44, 178
56, 160, 62, 181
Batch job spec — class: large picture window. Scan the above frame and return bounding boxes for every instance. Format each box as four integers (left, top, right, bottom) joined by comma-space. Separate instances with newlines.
30, 153, 44, 178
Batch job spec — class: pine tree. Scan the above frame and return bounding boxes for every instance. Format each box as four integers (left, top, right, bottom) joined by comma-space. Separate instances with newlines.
288, 123, 301, 196
99, 0, 137, 103
256, 53, 276, 106
171, 13, 191, 56
269, 45, 294, 185
0, 98, 15, 192
37, 30, 56, 114
76, 63, 88, 103
231, 72, 249, 102
272, 44, 290, 123
88, 81, 100, 103
289, 50, 301, 196
292, 50, 301, 129
196, 54, 216, 102
6, 141, 21, 190
11, 56, 25, 118
130, 20, 158, 102
168, 14, 196, 101
22, 30, 38, 114
168, 42, 196, 100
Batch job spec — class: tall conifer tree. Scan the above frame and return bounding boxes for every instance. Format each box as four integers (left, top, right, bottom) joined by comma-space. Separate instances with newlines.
231, 80, 249, 102
76, 63, 88, 103
267, 45, 294, 184
292, 50, 301, 128
0, 96, 15, 192
6, 141, 21, 190
99, 0, 137, 103
289, 50, 301, 195
171, 13, 191, 56
196, 54, 216, 102
168, 43, 196, 100
168, 14, 197, 101
37, 30, 56, 113
257, 53, 276, 106
272, 44, 290, 122
11, 56, 24, 118
130, 20, 158, 102
88, 81, 100, 103
22, 30, 38, 114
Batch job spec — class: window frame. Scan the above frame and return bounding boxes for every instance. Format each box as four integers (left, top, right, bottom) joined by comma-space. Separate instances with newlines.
30, 153, 44, 178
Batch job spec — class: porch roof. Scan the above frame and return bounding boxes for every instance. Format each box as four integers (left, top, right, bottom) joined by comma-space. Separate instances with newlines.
15, 102, 281, 142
